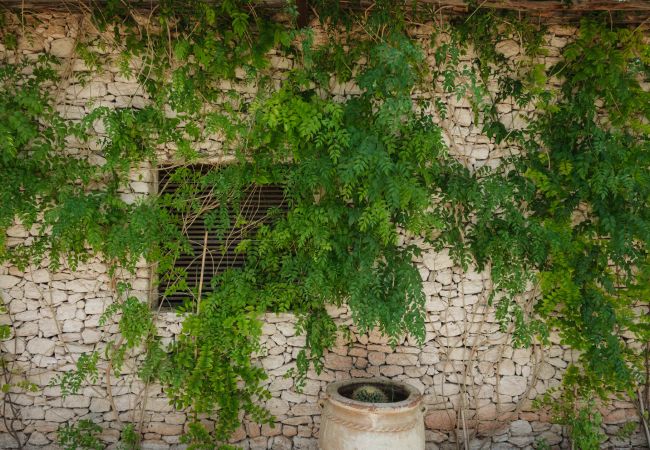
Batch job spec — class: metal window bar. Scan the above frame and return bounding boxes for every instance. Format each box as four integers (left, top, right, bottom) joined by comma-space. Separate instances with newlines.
156, 165, 287, 308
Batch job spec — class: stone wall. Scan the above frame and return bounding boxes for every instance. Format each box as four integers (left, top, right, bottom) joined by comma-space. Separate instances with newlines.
0, 12, 647, 450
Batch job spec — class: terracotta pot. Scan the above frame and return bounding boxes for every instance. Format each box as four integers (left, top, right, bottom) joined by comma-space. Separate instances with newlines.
319, 377, 425, 450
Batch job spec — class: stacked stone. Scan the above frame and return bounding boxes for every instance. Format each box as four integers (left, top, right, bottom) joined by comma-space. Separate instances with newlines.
0, 12, 647, 450
231, 260, 571, 450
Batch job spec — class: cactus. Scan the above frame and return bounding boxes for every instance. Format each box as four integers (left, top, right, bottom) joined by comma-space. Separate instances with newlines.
351, 385, 389, 403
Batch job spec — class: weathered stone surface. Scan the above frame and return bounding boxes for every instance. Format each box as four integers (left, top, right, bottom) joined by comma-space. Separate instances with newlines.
282, 425, 298, 437
293, 436, 318, 449
113, 394, 135, 412
423, 249, 453, 271
39, 318, 59, 337
44, 407, 75, 422
66, 279, 99, 293
271, 435, 292, 450
57, 303, 77, 320
454, 108, 472, 127
84, 298, 105, 314
291, 403, 320, 416
495, 39, 520, 58
509, 419, 532, 436
472, 145, 490, 160
425, 411, 456, 431
538, 430, 562, 445
7, 299, 26, 314
28, 269, 50, 283
0, 338, 25, 354
435, 270, 453, 285
276, 322, 296, 337
62, 395, 91, 408
22, 406, 45, 420
426, 297, 447, 312
50, 38, 75, 57
249, 435, 268, 450
267, 398, 290, 416
423, 281, 441, 296
324, 354, 352, 370
261, 424, 282, 437
288, 335, 306, 346
367, 351, 386, 365
15, 322, 38, 337
107, 82, 141, 96
500, 376, 528, 397
0, 433, 24, 448
460, 280, 482, 294
81, 328, 102, 344
603, 408, 638, 424
490, 443, 518, 450
23, 282, 42, 299
50, 289, 68, 304
537, 362, 555, 380
26, 338, 55, 356
380, 365, 404, 377
165, 413, 186, 425
512, 348, 530, 365
140, 441, 170, 450
146, 423, 183, 436
146, 397, 173, 412
62, 319, 83, 333
262, 355, 285, 370
6, 224, 27, 238
14, 309, 38, 321
385, 353, 418, 366
499, 360, 516, 376
27, 431, 49, 445
67, 82, 108, 99
509, 435, 533, 446
89, 398, 111, 413
0, 275, 21, 288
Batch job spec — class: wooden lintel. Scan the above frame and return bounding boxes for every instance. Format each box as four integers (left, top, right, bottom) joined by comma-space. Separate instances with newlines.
1, 0, 649, 24
296, 0, 309, 28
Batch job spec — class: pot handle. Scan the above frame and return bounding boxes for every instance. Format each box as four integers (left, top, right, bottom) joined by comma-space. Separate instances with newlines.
319, 394, 328, 408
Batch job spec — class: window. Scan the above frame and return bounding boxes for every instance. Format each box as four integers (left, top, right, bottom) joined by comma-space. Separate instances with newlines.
156, 165, 287, 308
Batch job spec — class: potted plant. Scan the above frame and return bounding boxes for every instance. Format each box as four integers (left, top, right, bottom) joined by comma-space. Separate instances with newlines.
319, 377, 425, 449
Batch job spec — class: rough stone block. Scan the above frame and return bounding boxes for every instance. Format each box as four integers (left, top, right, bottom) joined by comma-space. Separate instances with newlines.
262, 355, 285, 371
499, 376, 527, 397
324, 354, 352, 370
0, 275, 21, 288
50, 38, 75, 57
26, 338, 55, 356
44, 407, 75, 422
423, 250, 453, 271
509, 419, 532, 436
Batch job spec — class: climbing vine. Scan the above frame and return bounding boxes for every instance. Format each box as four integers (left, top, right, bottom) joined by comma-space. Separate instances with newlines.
0, 1, 649, 448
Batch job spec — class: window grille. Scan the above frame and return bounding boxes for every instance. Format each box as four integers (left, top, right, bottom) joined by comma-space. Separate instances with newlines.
157, 166, 286, 308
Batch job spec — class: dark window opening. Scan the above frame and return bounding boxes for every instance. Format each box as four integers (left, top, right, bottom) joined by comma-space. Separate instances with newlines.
156, 165, 287, 309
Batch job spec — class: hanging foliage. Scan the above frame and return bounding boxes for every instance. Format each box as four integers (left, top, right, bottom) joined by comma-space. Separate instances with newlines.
0, 1, 649, 447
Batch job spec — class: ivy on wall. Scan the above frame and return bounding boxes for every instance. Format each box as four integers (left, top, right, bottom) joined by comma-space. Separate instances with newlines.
0, 1, 649, 448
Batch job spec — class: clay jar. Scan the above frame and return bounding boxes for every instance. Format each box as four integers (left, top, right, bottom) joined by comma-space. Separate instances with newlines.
319, 377, 425, 450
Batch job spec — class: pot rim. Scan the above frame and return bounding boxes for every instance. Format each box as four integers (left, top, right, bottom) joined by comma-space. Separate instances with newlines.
325, 377, 422, 411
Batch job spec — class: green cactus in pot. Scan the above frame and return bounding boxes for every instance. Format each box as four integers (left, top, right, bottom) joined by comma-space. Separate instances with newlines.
351, 385, 389, 403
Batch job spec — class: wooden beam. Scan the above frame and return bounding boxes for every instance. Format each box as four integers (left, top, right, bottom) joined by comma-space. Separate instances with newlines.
2, 0, 650, 10
296, 0, 309, 28
412, 0, 650, 12
1, 0, 649, 25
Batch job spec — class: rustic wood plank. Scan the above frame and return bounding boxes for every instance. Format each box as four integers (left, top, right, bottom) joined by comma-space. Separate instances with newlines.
1, 0, 648, 25
2, 0, 650, 11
